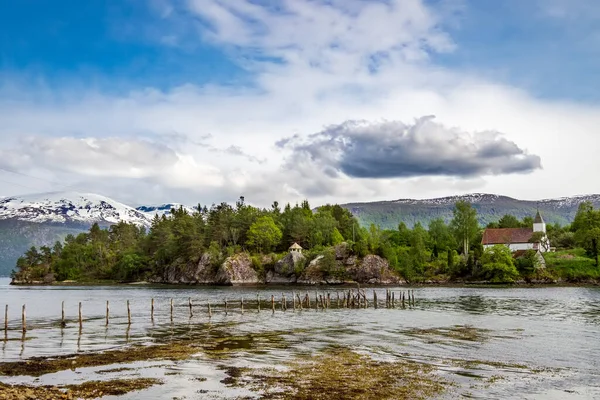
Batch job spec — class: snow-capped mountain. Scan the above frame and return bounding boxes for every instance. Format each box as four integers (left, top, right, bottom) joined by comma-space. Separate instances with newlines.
0, 192, 152, 227
136, 203, 196, 218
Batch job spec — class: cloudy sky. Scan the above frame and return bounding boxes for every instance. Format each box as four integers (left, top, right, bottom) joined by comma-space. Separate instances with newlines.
0, 0, 599, 207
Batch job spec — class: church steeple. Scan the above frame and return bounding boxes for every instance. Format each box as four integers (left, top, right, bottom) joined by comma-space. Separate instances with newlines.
533, 210, 546, 233
534, 210, 544, 224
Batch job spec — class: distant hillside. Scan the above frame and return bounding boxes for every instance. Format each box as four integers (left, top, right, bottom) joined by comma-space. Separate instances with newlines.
340, 193, 600, 229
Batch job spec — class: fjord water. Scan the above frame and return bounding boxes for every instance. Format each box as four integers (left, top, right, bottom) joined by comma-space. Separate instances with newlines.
1, 277, 599, 399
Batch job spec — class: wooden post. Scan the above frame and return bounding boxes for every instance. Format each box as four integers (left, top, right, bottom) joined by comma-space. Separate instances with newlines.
412, 290, 415, 307
224, 298, 228, 316
78, 302, 82, 329
151, 298, 155, 320
208, 302, 212, 318
282, 294, 286, 311
4, 305, 7, 332
271, 295, 275, 314
170, 298, 174, 321
61, 301, 66, 327
106, 301, 109, 326
189, 297, 193, 317
315, 292, 319, 309
402, 292, 406, 309
292, 291, 296, 310
241, 297, 244, 315
127, 300, 131, 325
21, 305, 26, 333
373, 290, 378, 309
337, 291, 340, 308
327, 293, 331, 309
257, 294, 260, 312
297, 293, 303, 310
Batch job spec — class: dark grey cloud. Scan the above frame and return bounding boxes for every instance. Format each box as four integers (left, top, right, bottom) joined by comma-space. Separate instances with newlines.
278, 116, 541, 179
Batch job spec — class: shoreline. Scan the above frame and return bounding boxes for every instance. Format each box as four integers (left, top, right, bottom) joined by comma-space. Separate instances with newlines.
7, 279, 600, 288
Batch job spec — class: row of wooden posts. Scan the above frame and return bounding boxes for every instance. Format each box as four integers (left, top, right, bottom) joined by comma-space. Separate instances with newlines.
4, 289, 416, 333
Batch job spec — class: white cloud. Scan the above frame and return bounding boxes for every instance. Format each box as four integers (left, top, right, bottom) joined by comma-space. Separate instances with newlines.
1, 0, 600, 207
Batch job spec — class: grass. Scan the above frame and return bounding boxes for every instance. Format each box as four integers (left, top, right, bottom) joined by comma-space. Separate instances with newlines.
544, 248, 600, 281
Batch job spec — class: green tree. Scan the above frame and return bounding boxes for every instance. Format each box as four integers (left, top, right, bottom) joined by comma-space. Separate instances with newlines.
247, 216, 283, 253
572, 202, 600, 266
480, 245, 519, 283
450, 201, 480, 256
498, 214, 521, 228
331, 228, 344, 245
428, 218, 454, 251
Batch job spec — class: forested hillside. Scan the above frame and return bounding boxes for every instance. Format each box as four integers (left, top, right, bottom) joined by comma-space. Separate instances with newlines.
341, 194, 600, 229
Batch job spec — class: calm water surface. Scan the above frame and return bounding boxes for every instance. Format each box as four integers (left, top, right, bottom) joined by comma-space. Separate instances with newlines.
1, 277, 599, 399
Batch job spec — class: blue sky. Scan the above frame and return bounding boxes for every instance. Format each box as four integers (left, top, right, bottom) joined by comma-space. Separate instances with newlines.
0, 0, 599, 206
2, 0, 597, 99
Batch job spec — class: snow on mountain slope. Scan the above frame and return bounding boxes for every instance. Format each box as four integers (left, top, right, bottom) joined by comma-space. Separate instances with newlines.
0, 192, 152, 227
136, 203, 196, 217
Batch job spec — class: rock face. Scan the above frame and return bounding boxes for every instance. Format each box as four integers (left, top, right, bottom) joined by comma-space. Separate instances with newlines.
152, 250, 401, 285
214, 253, 260, 285
156, 253, 216, 284
348, 255, 402, 284
266, 252, 306, 283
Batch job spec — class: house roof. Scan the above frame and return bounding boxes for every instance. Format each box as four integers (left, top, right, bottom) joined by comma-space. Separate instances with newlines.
482, 228, 534, 245
289, 242, 303, 250
534, 210, 545, 224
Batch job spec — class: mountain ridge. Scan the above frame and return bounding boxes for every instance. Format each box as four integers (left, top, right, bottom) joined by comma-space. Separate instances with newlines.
339, 193, 600, 229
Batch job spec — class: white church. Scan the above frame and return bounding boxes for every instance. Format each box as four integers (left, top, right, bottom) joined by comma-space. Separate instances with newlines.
482, 211, 551, 253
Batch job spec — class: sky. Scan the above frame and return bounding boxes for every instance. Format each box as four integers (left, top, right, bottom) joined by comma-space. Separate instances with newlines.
1, 0, 599, 208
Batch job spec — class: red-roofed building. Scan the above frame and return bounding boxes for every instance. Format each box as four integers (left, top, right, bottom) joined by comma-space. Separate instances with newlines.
482, 211, 551, 253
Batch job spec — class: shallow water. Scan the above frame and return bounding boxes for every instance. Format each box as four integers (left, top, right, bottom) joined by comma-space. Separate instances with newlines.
1, 277, 599, 399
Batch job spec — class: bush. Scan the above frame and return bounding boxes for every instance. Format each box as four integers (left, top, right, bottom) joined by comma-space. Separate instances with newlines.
480, 245, 519, 283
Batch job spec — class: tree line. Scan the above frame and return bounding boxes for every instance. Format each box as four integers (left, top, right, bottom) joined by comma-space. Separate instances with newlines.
11, 198, 600, 283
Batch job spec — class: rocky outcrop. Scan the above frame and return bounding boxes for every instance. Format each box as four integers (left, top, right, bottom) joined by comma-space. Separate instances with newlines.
151, 250, 401, 285
265, 252, 306, 283
214, 253, 260, 285
154, 253, 216, 284
348, 255, 402, 284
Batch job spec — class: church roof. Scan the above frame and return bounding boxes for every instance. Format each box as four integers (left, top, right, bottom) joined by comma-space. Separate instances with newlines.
289, 242, 303, 250
482, 228, 534, 245
534, 210, 545, 224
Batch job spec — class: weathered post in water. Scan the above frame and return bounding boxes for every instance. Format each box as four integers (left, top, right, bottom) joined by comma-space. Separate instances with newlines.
78, 302, 82, 330
257, 293, 260, 312
297, 293, 303, 310
127, 300, 131, 325
241, 297, 244, 315
282, 294, 286, 311
4, 305, 7, 332
373, 290, 378, 309
208, 302, 212, 318
292, 291, 296, 311
271, 295, 275, 314
402, 292, 406, 309
106, 301, 109, 326
189, 298, 193, 318
151, 298, 155, 320
21, 305, 26, 333
224, 298, 228, 316
61, 301, 66, 327
170, 298, 174, 321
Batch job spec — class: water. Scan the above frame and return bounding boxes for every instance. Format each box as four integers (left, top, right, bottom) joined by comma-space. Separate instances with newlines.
1, 277, 599, 399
